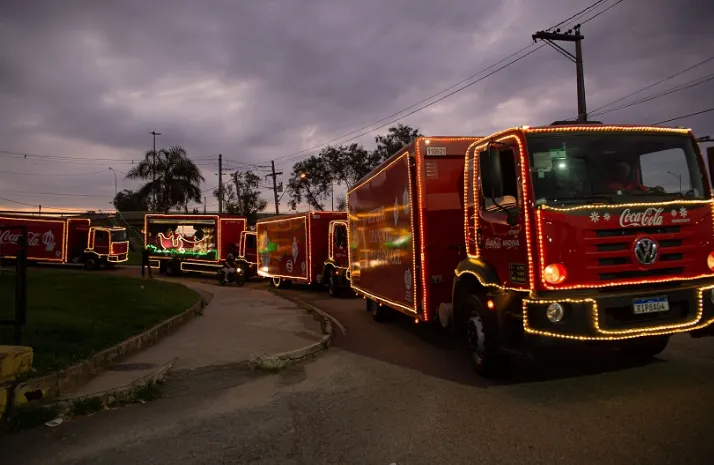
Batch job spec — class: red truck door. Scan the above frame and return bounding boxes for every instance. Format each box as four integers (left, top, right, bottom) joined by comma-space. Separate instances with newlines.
475, 141, 530, 288
329, 221, 349, 268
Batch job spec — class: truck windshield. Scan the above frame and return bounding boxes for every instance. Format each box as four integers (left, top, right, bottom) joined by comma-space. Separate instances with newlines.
526, 132, 706, 206
110, 230, 127, 242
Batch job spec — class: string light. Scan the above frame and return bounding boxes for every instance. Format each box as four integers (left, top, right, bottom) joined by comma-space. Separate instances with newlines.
238, 230, 257, 264
540, 199, 713, 213
328, 220, 348, 264
523, 284, 714, 340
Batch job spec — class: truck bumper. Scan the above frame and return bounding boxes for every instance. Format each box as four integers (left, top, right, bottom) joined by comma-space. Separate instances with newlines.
522, 280, 714, 341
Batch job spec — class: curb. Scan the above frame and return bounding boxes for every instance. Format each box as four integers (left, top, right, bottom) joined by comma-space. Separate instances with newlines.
8, 288, 212, 411
254, 289, 335, 369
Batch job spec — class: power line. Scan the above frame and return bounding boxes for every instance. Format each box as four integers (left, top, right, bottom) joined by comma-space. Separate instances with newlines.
272, 0, 622, 167
587, 54, 714, 117
591, 73, 714, 117
275, 44, 547, 167
548, 0, 608, 31
0, 168, 112, 177
0, 189, 105, 198
0, 195, 79, 212
651, 108, 714, 125
579, 0, 625, 25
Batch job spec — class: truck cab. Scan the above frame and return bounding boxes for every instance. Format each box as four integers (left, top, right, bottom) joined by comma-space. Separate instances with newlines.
452, 123, 714, 376
83, 226, 129, 269
237, 230, 258, 279
322, 219, 350, 297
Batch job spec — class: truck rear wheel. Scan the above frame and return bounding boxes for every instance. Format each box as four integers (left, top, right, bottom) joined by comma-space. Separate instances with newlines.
367, 299, 390, 322
84, 256, 99, 270
619, 335, 669, 358
327, 270, 341, 298
462, 295, 508, 378
271, 277, 291, 288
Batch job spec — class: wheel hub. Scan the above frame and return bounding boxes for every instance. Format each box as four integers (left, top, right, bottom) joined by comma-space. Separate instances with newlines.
467, 315, 486, 362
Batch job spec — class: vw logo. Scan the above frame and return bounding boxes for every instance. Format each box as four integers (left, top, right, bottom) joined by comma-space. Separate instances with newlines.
634, 238, 658, 265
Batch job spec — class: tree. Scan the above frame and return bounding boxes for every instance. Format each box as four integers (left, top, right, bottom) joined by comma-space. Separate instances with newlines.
125, 145, 205, 213
287, 156, 330, 211
320, 143, 380, 189
214, 170, 268, 224
373, 123, 422, 162
112, 189, 149, 212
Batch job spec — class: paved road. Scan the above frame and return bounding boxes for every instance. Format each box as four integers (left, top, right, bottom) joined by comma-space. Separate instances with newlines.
3, 278, 714, 464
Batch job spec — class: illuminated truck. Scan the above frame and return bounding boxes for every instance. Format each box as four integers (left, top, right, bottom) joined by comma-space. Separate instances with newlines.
348, 128, 714, 377
257, 211, 349, 296
236, 229, 258, 279
0, 215, 129, 269
143, 214, 246, 275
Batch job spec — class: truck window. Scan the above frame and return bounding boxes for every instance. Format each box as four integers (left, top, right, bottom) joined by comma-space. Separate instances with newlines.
481, 149, 519, 213
95, 230, 109, 245
334, 225, 347, 248
110, 230, 127, 242
640, 148, 692, 194
246, 234, 257, 249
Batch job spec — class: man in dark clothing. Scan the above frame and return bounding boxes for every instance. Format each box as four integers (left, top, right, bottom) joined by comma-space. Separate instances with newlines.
141, 246, 152, 278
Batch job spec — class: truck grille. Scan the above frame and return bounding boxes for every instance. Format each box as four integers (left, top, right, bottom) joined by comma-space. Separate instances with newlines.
585, 225, 693, 282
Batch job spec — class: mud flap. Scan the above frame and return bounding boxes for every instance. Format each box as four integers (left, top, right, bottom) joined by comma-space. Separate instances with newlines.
690, 323, 714, 338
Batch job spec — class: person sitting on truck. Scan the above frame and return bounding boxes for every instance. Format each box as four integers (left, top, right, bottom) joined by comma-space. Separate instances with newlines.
607, 161, 647, 192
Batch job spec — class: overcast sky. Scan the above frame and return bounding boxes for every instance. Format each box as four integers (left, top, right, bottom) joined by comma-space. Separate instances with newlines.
0, 0, 712, 213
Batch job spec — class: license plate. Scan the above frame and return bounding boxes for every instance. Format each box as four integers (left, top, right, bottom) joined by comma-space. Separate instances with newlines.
633, 296, 670, 314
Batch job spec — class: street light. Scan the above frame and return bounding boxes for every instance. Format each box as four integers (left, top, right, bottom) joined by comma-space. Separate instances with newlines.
667, 171, 682, 193
108, 167, 118, 208
150, 131, 161, 211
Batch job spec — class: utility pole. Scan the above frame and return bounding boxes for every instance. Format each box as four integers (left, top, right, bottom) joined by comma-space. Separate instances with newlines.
204, 197, 207, 214
150, 131, 161, 211
532, 24, 587, 122
266, 160, 283, 215
218, 154, 223, 214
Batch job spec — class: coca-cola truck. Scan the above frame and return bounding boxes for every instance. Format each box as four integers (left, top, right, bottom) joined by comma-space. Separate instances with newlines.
348, 128, 714, 377
0, 215, 129, 269
236, 229, 258, 279
257, 211, 350, 296
143, 214, 246, 275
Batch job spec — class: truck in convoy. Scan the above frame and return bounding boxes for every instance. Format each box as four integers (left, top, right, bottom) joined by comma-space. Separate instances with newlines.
0, 215, 129, 269
143, 214, 246, 275
257, 211, 349, 296
236, 229, 258, 279
347, 128, 714, 377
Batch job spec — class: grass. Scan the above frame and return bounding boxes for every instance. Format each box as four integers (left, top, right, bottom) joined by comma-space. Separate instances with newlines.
0, 268, 199, 376
125, 251, 142, 266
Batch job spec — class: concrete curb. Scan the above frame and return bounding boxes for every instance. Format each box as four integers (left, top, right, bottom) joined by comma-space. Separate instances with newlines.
255, 289, 335, 369
9, 288, 212, 411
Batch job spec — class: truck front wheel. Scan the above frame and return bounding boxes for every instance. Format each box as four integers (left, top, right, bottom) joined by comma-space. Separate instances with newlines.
367, 299, 390, 322
84, 256, 100, 271
462, 295, 508, 378
619, 335, 669, 358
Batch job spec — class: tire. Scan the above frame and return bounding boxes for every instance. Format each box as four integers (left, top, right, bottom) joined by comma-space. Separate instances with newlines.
327, 270, 341, 298
462, 295, 508, 378
367, 299, 389, 322
84, 256, 99, 271
619, 335, 669, 358
271, 277, 291, 288
217, 270, 227, 285
235, 270, 246, 287
165, 260, 180, 277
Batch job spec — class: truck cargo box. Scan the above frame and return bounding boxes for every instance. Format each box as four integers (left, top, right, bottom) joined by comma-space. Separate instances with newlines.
347, 137, 481, 321
257, 211, 347, 285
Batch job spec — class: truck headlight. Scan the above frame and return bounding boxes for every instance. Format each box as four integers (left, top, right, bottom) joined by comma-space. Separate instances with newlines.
543, 263, 567, 285
546, 303, 565, 323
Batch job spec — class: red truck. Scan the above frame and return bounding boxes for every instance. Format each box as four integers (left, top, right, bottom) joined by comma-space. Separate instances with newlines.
257, 211, 349, 296
236, 229, 258, 279
348, 128, 714, 377
0, 215, 129, 269
143, 214, 246, 275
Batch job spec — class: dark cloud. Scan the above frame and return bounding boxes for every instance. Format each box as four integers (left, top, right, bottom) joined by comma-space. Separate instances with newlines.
0, 0, 712, 211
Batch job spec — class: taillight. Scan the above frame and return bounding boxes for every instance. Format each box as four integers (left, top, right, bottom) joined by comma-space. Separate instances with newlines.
707, 252, 714, 271
544, 263, 567, 285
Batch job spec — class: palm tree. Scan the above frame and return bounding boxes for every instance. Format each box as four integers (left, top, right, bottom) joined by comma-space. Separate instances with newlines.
126, 145, 204, 213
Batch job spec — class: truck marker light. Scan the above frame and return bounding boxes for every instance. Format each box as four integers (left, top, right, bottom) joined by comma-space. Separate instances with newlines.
707, 252, 714, 271
543, 263, 567, 285
487, 299, 495, 309
523, 283, 714, 340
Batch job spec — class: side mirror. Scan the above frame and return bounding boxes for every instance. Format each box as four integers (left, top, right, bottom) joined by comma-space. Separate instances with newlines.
479, 148, 504, 199
506, 209, 519, 226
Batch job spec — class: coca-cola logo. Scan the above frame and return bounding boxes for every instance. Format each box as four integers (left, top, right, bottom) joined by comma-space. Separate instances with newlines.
619, 207, 664, 228
0, 229, 56, 251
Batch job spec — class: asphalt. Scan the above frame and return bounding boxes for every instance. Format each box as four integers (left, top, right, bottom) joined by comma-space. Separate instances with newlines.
3, 278, 714, 465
